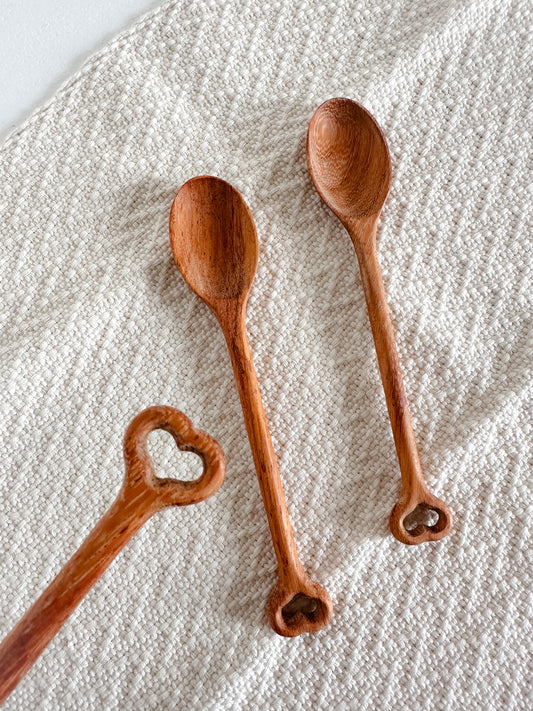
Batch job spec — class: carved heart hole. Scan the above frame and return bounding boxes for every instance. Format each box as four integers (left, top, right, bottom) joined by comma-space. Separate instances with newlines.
147, 429, 204, 481
403, 504, 440, 532
282, 593, 322, 624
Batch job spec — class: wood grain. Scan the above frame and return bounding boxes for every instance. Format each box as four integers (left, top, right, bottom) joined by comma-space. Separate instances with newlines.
307, 98, 453, 544
170, 176, 333, 636
0, 406, 225, 704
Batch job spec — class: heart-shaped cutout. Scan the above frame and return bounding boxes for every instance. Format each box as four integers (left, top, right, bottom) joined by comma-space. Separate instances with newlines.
282, 593, 320, 621
390, 498, 453, 544
123, 406, 226, 507
147, 430, 205, 481
403, 504, 440, 532
267, 579, 333, 637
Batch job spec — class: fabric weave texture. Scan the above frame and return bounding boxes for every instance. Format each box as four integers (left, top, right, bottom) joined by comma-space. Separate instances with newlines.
0, 0, 531, 709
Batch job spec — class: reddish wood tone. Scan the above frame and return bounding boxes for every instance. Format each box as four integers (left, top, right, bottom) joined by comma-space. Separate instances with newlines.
307, 98, 453, 544
0, 407, 225, 704
170, 177, 333, 636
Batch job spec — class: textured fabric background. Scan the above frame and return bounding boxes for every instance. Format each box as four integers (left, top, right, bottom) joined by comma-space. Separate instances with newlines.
0, 0, 531, 708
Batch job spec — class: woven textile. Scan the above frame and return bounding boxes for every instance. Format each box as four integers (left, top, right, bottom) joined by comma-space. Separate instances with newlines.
0, 0, 531, 708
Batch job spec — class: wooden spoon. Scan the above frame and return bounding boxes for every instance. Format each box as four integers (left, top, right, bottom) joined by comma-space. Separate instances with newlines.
307, 98, 453, 544
0, 406, 225, 703
170, 176, 333, 636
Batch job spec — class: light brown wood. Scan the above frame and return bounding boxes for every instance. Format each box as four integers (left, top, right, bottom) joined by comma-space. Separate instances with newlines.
170, 176, 333, 636
307, 98, 453, 545
0, 406, 225, 704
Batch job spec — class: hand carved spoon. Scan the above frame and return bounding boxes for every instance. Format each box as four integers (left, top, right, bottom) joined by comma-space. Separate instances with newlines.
170, 176, 332, 636
307, 98, 453, 544
0, 407, 225, 703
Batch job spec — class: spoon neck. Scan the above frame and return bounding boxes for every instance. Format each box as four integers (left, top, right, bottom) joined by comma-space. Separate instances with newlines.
213, 297, 247, 340
346, 215, 379, 257
218, 304, 251, 380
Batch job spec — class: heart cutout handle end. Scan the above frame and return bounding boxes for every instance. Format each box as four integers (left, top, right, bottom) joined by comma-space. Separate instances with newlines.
123, 406, 226, 508
390, 494, 453, 544
266, 578, 333, 637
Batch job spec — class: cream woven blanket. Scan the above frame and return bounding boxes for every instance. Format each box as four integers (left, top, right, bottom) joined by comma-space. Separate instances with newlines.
0, 0, 531, 708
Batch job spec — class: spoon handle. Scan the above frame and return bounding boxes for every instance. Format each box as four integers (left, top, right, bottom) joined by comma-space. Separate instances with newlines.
225, 311, 304, 579
0, 489, 156, 704
0, 407, 225, 703
221, 306, 332, 635
353, 233, 453, 544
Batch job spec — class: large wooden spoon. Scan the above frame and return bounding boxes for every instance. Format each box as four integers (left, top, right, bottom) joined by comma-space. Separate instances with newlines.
170, 176, 333, 636
307, 98, 453, 544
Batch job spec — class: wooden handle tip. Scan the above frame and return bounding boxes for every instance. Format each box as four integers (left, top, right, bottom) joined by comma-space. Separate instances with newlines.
266, 579, 333, 637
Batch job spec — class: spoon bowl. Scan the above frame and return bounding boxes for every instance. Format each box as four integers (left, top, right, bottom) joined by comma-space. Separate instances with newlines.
307, 98, 392, 227
169, 176, 258, 309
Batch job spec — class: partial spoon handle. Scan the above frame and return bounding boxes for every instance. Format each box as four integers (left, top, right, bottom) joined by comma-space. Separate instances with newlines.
220, 305, 332, 636
352, 231, 452, 544
0, 490, 156, 704
0, 407, 225, 704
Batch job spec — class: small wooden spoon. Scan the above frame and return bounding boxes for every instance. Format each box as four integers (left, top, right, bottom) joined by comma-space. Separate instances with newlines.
170, 176, 333, 636
307, 98, 453, 544
0, 406, 225, 703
